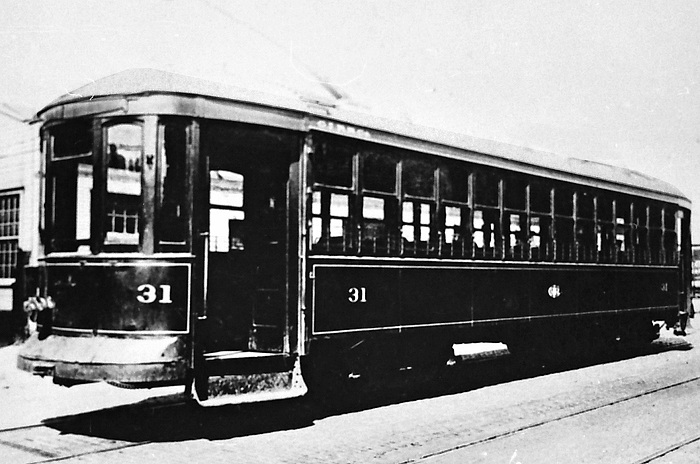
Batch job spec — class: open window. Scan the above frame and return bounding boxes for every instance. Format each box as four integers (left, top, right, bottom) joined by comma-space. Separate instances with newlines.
360, 150, 398, 255
576, 191, 596, 262
615, 198, 632, 263
529, 181, 552, 261
553, 186, 575, 261
310, 136, 356, 253
439, 162, 470, 257
472, 171, 501, 259
401, 157, 435, 256
504, 176, 527, 260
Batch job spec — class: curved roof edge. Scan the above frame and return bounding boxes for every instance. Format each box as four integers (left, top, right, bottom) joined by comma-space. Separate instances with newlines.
37, 68, 690, 205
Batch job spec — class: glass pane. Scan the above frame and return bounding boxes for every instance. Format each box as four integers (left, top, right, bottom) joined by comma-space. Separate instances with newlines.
312, 191, 322, 215
363, 196, 385, 220
330, 193, 349, 217
554, 187, 574, 216
402, 224, 415, 242
474, 171, 499, 207
159, 122, 188, 245
578, 192, 595, 219
49, 122, 94, 252
420, 226, 430, 242
440, 163, 469, 202
313, 138, 354, 188
403, 158, 434, 197
330, 218, 344, 238
531, 182, 551, 213
105, 124, 142, 246
311, 217, 323, 244
445, 206, 461, 227
51, 121, 92, 159
402, 201, 414, 223
598, 198, 613, 222
420, 203, 431, 225
473, 210, 484, 229
362, 151, 396, 193
504, 176, 527, 210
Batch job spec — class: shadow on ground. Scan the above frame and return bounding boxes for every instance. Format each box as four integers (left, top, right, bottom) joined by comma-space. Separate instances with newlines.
42, 335, 692, 443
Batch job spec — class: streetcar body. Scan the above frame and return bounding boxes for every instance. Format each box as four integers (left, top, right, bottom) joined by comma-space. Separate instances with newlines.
18, 69, 693, 404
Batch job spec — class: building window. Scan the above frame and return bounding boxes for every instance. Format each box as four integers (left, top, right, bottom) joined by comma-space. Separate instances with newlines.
0, 193, 20, 279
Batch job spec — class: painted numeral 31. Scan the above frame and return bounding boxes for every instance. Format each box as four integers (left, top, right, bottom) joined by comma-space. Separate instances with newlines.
348, 287, 367, 303
137, 284, 173, 304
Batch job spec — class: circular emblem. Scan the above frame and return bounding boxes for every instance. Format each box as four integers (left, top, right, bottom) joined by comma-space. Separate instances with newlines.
548, 284, 562, 299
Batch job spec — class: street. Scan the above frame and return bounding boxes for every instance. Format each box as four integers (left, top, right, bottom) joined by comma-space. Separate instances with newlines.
0, 325, 698, 463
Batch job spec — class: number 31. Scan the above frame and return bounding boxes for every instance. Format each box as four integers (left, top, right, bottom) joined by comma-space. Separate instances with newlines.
137, 284, 173, 304
348, 287, 367, 303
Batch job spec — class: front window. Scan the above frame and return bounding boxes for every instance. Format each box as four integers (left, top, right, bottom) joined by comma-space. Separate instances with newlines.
105, 123, 142, 246
48, 120, 93, 252
46, 117, 191, 254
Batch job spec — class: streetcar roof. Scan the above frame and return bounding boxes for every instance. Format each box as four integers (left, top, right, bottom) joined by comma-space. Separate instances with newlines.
38, 68, 689, 205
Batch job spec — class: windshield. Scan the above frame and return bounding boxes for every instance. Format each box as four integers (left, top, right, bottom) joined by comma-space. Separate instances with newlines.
46, 118, 190, 253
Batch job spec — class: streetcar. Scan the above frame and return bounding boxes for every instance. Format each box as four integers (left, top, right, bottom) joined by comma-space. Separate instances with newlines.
18, 68, 693, 405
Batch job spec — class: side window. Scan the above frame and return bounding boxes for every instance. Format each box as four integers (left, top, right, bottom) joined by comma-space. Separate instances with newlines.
401, 157, 435, 256
504, 176, 527, 260
663, 207, 679, 264
649, 204, 663, 264
359, 151, 398, 255
157, 120, 189, 247
576, 191, 596, 262
597, 197, 615, 262
529, 182, 552, 261
633, 202, 649, 264
615, 198, 631, 263
553, 186, 574, 261
439, 163, 470, 257
472, 171, 501, 258
105, 123, 143, 247
310, 137, 356, 254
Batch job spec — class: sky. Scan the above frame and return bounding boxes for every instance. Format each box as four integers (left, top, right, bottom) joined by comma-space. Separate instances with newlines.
2, 0, 699, 238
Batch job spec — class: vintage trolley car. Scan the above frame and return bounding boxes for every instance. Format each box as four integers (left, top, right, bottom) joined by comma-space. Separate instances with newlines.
18, 69, 693, 405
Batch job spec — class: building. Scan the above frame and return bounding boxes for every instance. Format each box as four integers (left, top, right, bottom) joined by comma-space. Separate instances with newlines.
693, 245, 700, 298
0, 102, 41, 339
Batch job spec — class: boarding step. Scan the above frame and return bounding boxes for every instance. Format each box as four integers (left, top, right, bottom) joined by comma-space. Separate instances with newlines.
203, 350, 289, 376
194, 355, 307, 407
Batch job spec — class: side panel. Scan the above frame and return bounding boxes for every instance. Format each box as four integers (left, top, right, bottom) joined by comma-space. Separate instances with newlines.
311, 262, 679, 335
47, 262, 191, 334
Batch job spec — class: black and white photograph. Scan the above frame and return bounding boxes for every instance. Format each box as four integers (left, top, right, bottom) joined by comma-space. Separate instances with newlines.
1, 1, 699, 462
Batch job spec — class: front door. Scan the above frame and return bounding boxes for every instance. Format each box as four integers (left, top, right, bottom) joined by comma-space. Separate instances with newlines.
202, 122, 293, 354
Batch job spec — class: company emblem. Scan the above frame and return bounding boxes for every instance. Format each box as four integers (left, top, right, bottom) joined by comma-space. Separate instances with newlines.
548, 284, 562, 299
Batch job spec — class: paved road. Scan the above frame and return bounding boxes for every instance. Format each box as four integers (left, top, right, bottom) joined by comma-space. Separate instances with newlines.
0, 326, 697, 463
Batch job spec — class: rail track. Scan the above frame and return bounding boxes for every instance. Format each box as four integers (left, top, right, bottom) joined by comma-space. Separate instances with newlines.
0, 395, 189, 463
405, 375, 700, 463
0, 337, 694, 463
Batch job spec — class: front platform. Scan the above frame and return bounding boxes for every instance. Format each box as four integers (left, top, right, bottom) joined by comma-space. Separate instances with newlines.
17, 333, 188, 386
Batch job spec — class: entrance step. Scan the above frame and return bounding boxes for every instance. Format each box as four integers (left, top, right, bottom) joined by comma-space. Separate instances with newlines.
194, 355, 307, 407
203, 350, 288, 376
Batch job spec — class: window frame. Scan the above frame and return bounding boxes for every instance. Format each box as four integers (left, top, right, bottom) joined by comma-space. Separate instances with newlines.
0, 190, 21, 282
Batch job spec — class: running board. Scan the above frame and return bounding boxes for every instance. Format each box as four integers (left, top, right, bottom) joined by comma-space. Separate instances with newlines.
193, 355, 307, 407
